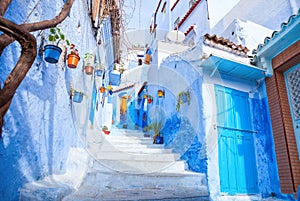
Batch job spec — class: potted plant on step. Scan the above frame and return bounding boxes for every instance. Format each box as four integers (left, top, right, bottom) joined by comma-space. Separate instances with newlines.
84, 53, 94, 75
67, 44, 80, 68
102, 126, 110, 135
44, 27, 70, 64
146, 121, 164, 144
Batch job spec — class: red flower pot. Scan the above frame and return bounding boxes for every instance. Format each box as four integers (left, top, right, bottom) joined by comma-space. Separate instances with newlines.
103, 130, 110, 135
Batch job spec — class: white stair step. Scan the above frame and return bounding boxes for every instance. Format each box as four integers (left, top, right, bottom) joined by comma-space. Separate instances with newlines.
92, 159, 186, 174
63, 185, 209, 201
98, 146, 173, 154
83, 170, 207, 189
94, 151, 179, 161
103, 137, 154, 145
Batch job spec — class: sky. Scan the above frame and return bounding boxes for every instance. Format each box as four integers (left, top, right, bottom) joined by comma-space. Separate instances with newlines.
122, 0, 158, 30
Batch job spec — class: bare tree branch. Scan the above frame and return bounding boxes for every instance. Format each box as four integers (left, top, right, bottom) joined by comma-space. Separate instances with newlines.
0, 0, 12, 16
0, 0, 74, 55
0, 16, 37, 137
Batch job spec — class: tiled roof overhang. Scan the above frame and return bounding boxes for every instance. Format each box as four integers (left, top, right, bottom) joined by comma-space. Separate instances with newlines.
204, 34, 250, 57
254, 9, 300, 56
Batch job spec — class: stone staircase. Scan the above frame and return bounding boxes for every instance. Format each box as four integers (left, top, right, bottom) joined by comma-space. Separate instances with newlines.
62, 128, 209, 200
19, 128, 209, 200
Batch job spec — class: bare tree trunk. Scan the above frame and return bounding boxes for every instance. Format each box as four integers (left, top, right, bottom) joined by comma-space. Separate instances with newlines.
0, 0, 74, 137
0, 16, 37, 137
0, 0, 12, 16
0, 0, 74, 55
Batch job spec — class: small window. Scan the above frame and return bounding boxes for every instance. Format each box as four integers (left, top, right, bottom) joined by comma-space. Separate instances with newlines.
189, 0, 197, 7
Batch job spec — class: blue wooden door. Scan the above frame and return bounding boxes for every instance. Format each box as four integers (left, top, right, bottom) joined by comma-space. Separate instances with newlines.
215, 85, 258, 194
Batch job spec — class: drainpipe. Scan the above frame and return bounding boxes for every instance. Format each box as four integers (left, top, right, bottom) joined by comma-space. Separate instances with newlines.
289, 0, 298, 15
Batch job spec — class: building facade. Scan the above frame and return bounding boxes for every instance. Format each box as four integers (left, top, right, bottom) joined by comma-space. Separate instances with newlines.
254, 9, 300, 198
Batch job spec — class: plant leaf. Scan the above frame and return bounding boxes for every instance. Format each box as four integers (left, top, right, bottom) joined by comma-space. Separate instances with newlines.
66, 40, 70, 46
60, 34, 65, 40
48, 35, 55, 42
50, 28, 56, 34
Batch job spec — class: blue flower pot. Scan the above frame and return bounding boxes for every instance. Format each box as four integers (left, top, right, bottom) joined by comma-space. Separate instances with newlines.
154, 136, 163, 144
73, 91, 83, 103
44, 45, 62, 64
95, 69, 103, 77
109, 70, 121, 86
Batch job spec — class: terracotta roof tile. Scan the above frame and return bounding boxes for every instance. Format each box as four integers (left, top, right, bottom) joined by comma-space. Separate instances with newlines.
175, 0, 201, 29
171, 0, 180, 11
204, 34, 250, 57
184, 24, 195, 36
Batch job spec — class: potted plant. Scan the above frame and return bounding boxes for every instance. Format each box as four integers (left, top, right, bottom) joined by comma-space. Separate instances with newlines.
95, 63, 105, 77
99, 84, 106, 93
176, 90, 190, 111
70, 89, 84, 103
146, 121, 164, 144
67, 44, 80, 68
44, 27, 70, 64
84, 53, 94, 75
102, 126, 110, 135
157, 89, 164, 98
144, 48, 152, 65
147, 95, 153, 104
109, 64, 121, 86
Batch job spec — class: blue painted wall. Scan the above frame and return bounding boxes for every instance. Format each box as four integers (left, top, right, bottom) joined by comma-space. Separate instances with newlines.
0, 0, 97, 200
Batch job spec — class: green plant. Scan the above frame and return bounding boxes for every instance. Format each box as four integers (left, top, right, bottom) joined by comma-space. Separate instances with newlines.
102, 125, 108, 131
48, 27, 70, 46
70, 88, 86, 97
145, 122, 163, 136
84, 53, 94, 66
176, 90, 190, 111
144, 121, 164, 144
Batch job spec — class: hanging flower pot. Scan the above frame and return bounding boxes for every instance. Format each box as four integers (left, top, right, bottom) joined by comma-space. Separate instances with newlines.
100, 85, 106, 93
44, 27, 70, 64
44, 45, 62, 63
147, 96, 153, 104
109, 69, 121, 86
95, 63, 105, 77
67, 44, 80, 68
144, 48, 152, 65
95, 69, 103, 76
144, 54, 151, 65
68, 53, 80, 68
85, 66, 94, 75
72, 91, 84, 103
157, 89, 164, 98
84, 53, 94, 75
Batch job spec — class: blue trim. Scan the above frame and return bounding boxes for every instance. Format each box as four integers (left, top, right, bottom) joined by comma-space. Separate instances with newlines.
255, 9, 300, 54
